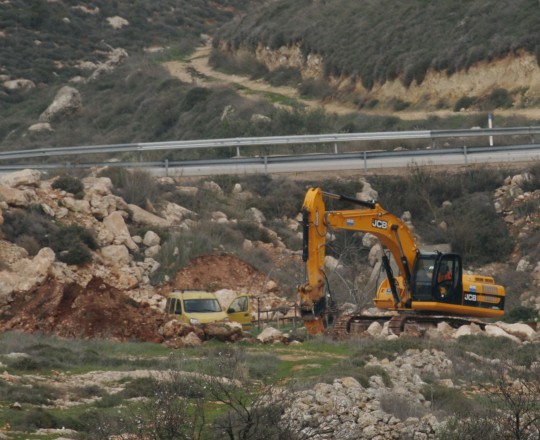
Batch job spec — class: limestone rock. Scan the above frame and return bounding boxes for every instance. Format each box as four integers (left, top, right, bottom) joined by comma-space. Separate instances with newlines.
143, 230, 161, 247
89, 48, 128, 81
0, 248, 55, 306
28, 122, 54, 132
39, 86, 82, 123
0, 186, 30, 207
0, 169, 41, 188
484, 324, 521, 343
100, 244, 131, 266
103, 211, 138, 251
128, 204, 170, 228
257, 326, 283, 343
2, 79, 35, 91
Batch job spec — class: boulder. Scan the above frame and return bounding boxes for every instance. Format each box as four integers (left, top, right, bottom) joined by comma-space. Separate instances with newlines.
0, 169, 41, 188
484, 324, 521, 343
0, 248, 55, 306
495, 322, 536, 341
203, 322, 243, 341
103, 211, 138, 251
89, 48, 128, 81
128, 204, 170, 228
100, 245, 131, 266
257, 326, 283, 343
0, 186, 30, 207
39, 86, 82, 123
2, 79, 35, 91
161, 202, 197, 224
143, 230, 161, 247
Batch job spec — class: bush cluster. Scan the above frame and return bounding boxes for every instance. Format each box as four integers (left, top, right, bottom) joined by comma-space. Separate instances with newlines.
51, 174, 85, 199
1, 206, 96, 265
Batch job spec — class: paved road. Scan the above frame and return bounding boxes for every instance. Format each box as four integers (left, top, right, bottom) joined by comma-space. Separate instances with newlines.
161, 147, 539, 177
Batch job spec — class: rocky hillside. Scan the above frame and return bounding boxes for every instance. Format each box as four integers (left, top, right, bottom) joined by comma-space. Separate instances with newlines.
0, 169, 297, 345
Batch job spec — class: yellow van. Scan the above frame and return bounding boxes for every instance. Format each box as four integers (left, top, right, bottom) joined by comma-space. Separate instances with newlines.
165, 290, 252, 329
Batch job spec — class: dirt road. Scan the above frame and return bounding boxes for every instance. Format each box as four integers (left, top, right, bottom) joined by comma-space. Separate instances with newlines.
164, 44, 540, 121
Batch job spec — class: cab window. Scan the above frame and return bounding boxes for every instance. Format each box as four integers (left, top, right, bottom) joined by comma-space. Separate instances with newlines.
228, 296, 248, 313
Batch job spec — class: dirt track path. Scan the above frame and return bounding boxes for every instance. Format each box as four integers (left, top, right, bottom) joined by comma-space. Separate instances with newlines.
164, 44, 540, 121
164, 45, 356, 115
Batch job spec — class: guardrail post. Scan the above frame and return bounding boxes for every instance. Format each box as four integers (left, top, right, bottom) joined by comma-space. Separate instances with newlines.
463, 145, 468, 165
165, 159, 169, 177
264, 156, 268, 174
257, 297, 261, 330
363, 151, 367, 172
334, 142, 338, 154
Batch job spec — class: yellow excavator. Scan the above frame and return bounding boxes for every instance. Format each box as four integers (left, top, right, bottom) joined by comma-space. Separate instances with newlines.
297, 187, 506, 336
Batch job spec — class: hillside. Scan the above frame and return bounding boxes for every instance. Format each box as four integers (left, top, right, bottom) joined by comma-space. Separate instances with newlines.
2, 0, 540, 156
214, 0, 540, 111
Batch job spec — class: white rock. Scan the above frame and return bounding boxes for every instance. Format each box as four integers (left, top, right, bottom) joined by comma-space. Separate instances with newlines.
484, 324, 521, 343
39, 86, 82, 123
100, 245, 130, 266
495, 322, 536, 341
143, 230, 161, 247
107, 16, 129, 29
0, 169, 41, 188
103, 211, 138, 251
257, 326, 283, 342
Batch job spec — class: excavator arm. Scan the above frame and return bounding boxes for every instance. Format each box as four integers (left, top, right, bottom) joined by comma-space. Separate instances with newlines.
298, 187, 420, 334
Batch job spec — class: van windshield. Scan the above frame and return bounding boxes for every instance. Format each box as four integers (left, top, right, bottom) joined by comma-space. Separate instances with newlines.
184, 299, 222, 313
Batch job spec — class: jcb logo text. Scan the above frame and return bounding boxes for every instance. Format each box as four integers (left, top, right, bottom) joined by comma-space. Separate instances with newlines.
372, 219, 388, 230
464, 293, 477, 302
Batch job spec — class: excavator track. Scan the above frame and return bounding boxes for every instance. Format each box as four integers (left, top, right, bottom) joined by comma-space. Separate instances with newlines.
330, 312, 489, 339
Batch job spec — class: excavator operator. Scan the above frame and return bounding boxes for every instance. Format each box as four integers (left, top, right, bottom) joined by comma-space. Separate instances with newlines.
438, 264, 452, 282
437, 263, 453, 299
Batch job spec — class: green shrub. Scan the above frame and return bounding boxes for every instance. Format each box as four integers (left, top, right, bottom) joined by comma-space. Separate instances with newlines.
380, 392, 428, 420
48, 224, 96, 265
97, 167, 131, 189
298, 78, 334, 100
454, 96, 476, 112
390, 98, 410, 111
97, 168, 162, 210
0, 207, 94, 264
182, 86, 212, 111
481, 88, 513, 110
444, 193, 513, 265
233, 221, 275, 244
264, 67, 302, 87
502, 305, 538, 323
422, 384, 473, 416
52, 174, 85, 199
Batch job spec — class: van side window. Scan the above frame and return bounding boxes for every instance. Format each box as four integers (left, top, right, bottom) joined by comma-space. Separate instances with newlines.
173, 299, 182, 315
165, 298, 173, 314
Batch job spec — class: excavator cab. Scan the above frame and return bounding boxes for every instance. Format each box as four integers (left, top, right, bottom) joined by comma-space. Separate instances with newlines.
411, 253, 463, 303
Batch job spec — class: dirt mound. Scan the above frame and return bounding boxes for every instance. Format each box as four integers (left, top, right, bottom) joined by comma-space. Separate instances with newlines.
172, 254, 270, 294
0, 277, 166, 342
0, 254, 278, 343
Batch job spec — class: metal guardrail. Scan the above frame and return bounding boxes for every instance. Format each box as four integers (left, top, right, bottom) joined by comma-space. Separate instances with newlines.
0, 126, 539, 161
0, 143, 539, 176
